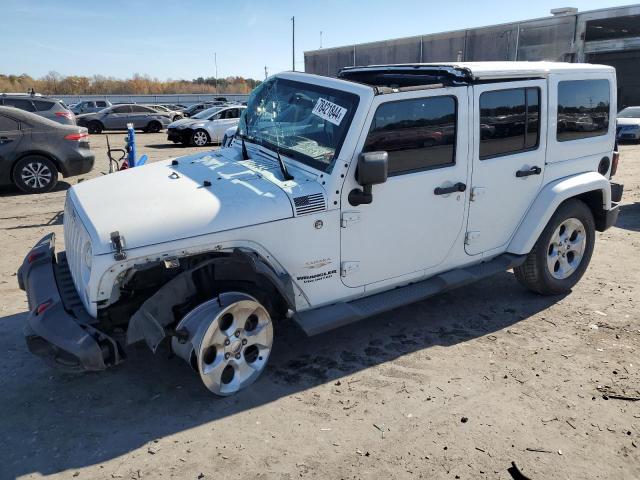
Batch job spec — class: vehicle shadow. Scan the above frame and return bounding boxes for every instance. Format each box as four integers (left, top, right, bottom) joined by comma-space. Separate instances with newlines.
616, 202, 640, 232
0, 271, 566, 478
3, 210, 63, 230
0, 181, 71, 197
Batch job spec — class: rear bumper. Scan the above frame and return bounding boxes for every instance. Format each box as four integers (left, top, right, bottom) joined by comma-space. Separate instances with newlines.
595, 182, 623, 232
61, 149, 95, 177
18, 233, 121, 371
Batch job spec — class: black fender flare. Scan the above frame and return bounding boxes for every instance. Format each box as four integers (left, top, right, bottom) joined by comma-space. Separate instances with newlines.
126, 248, 295, 351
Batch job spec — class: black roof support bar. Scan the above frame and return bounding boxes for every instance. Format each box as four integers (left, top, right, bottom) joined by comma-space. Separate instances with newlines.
338, 65, 474, 90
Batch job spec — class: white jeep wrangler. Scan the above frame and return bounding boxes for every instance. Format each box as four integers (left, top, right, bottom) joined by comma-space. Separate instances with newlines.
19, 62, 623, 395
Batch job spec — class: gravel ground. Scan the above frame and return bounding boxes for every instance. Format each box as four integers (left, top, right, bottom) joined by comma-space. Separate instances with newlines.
0, 132, 638, 480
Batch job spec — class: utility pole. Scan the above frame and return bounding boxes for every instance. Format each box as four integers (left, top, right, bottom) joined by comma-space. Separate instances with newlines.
291, 16, 295, 71
320, 31, 323, 49
214, 52, 218, 93
264, 66, 268, 79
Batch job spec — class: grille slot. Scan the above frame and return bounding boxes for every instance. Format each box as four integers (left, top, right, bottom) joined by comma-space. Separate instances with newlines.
63, 198, 91, 311
293, 193, 326, 215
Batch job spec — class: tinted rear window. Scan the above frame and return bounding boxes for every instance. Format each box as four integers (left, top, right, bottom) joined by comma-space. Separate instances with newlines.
3, 98, 36, 112
557, 79, 610, 142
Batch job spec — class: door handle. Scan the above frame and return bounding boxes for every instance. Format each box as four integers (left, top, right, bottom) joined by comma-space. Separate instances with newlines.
0, 137, 13, 145
434, 182, 466, 196
516, 166, 542, 178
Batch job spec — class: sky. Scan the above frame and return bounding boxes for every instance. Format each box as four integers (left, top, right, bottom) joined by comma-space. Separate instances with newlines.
0, 0, 631, 81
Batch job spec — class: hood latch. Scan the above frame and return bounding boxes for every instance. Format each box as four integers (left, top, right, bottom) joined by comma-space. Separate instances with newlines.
110, 231, 127, 261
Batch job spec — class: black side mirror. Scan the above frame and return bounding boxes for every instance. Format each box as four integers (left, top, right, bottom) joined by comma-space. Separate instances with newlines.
348, 151, 388, 206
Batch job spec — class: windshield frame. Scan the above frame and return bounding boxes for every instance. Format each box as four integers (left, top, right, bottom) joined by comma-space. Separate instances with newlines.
238, 77, 360, 174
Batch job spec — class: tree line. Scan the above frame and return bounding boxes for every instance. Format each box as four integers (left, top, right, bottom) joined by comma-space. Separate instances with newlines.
0, 72, 262, 95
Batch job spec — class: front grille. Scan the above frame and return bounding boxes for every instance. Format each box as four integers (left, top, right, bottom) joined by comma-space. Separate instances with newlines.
293, 193, 326, 215
63, 198, 91, 311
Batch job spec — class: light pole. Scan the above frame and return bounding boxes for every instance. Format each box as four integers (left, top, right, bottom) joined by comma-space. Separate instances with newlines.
291, 16, 295, 71
320, 31, 323, 49
264, 66, 268, 79
214, 52, 218, 93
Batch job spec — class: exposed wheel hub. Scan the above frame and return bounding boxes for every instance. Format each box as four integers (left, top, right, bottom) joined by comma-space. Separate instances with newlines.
171, 292, 273, 396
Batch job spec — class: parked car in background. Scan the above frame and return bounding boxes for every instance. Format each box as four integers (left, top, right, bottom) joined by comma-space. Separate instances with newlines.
182, 101, 228, 117
222, 125, 237, 147
167, 105, 245, 146
161, 104, 187, 112
1, 93, 75, 125
0, 106, 94, 193
76, 104, 172, 133
70, 99, 112, 115
616, 106, 640, 143
147, 104, 183, 122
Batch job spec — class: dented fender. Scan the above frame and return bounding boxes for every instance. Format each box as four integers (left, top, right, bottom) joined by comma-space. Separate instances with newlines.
126, 249, 296, 351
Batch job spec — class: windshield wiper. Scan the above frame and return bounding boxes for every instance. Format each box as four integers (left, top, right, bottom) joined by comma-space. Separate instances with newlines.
275, 147, 294, 181
241, 136, 250, 160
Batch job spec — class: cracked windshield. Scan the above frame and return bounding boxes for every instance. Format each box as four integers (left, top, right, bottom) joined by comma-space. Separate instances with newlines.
239, 77, 359, 172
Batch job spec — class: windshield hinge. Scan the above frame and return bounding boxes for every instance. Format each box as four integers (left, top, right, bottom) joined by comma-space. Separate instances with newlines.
110, 231, 127, 261
465, 231, 480, 245
341, 211, 361, 228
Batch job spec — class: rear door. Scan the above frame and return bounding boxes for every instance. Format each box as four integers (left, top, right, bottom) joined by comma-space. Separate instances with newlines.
130, 105, 154, 128
104, 105, 132, 129
0, 114, 23, 183
465, 80, 547, 256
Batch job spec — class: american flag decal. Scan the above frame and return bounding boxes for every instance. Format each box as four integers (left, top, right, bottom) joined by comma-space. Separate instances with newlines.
293, 193, 326, 215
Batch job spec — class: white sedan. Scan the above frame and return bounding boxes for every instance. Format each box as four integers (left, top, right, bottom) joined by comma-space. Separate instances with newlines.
617, 106, 640, 143
166, 106, 246, 146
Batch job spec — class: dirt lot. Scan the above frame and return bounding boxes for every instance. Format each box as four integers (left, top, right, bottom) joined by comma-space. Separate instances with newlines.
0, 132, 639, 480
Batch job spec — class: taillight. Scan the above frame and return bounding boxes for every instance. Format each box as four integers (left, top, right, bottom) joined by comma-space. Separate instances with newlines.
611, 150, 619, 177
55, 111, 73, 120
27, 251, 43, 264
35, 300, 52, 316
64, 132, 89, 141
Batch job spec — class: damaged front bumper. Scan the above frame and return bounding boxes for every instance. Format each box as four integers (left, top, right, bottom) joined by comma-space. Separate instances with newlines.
18, 233, 123, 371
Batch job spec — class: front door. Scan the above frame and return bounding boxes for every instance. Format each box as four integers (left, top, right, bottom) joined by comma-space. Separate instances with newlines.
465, 80, 547, 256
340, 87, 470, 288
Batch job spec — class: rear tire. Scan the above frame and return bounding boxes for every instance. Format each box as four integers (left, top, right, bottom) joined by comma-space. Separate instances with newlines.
87, 121, 103, 134
12, 156, 58, 194
514, 199, 595, 295
145, 121, 162, 133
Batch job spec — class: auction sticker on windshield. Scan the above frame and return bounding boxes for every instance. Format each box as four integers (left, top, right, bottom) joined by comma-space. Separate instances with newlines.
312, 98, 347, 126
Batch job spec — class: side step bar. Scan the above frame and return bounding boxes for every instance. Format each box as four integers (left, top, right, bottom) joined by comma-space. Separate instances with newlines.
294, 253, 526, 336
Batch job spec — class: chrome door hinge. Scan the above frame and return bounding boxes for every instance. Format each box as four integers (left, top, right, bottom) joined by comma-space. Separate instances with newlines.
470, 187, 486, 202
341, 211, 361, 228
465, 231, 480, 245
340, 261, 360, 277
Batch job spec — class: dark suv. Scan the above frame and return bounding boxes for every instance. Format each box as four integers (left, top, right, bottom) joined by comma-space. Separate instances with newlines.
0, 94, 76, 125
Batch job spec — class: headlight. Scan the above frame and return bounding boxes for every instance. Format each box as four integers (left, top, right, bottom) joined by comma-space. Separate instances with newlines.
83, 241, 92, 269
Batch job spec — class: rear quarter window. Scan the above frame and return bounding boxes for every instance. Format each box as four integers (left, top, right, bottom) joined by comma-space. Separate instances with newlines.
0, 115, 20, 131
557, 79, 610, 142
3, 98, 36, 112
33, 100, 55, 112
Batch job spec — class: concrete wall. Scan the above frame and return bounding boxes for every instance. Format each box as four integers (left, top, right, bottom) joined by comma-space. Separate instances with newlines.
55, 93, 249, 106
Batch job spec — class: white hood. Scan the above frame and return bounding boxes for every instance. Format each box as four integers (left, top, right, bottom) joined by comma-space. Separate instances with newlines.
617, 117, 640, 126
69, 149, 294, 254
